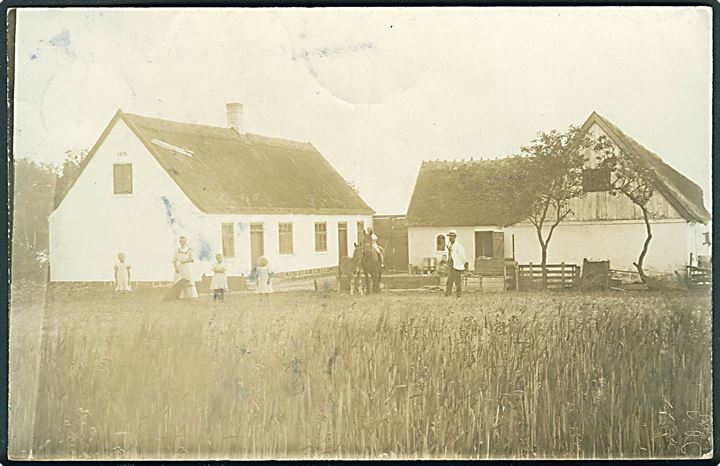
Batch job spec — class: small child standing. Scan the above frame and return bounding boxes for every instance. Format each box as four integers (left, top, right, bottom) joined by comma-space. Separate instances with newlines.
210, 253, 229, 303
255, 256, 273, 298
114, 253, 132, 292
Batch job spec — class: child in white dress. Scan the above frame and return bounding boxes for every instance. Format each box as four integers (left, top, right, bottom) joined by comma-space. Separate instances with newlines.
255, 256, 273, 298
114, 253, 132, 292
211, 253, 229, 303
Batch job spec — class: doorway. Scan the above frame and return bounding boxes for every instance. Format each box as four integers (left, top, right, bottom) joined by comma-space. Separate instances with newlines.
338, 222, 348, 260
250, 223, 264, 269
474, 231, 504, 259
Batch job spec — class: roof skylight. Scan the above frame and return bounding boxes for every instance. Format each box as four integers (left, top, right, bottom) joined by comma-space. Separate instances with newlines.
150, 138, 194, 157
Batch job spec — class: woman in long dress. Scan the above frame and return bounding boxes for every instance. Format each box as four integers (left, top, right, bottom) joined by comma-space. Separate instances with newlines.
173, 236, 198, 299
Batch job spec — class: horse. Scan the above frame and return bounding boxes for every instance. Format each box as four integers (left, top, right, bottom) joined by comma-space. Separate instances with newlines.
352, 242, 383, 294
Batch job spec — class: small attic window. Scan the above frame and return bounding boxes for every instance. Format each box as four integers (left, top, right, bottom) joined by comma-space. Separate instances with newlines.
113, 163, 133, 194
582, 168, 611, 193
150, 138, 194, 157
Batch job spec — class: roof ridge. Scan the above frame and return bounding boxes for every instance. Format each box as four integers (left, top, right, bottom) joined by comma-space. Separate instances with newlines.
124, 112, 314, 149
587, 111, 709, 223
596, 114, 703, 191
123, 112, 232, 131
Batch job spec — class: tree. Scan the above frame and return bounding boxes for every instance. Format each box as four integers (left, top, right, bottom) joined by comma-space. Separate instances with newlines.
520, 126, 596, 289
55, 149, 88, 205
11, 158, 59, 281
595, 136, 655, 283
11, 149, 88, 282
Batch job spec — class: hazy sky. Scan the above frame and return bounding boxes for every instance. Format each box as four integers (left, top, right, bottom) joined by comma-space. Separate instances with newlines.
13, 7, 712, 214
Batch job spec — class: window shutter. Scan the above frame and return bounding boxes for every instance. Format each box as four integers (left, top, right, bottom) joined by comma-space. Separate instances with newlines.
492, 232, 504, 259
113, 164, 133, 194
221, 223, 235, 258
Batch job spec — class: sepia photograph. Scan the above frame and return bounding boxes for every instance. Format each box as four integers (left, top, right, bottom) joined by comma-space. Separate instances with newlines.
7, 5, 713, 460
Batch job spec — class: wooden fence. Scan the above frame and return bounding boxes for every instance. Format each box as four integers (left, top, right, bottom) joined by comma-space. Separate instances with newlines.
687, 265, 711, 288
517, 263, 580, 290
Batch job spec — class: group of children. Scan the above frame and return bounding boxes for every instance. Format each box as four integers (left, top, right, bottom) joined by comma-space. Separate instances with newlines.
112, 249, 273, 302
114, 228, 383, 299
208, 253, 273, 302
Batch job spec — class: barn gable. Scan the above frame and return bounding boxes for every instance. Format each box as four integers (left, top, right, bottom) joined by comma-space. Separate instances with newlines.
406, 112, 710, 227
53, 109, 375, 216
581, 112, 710, 224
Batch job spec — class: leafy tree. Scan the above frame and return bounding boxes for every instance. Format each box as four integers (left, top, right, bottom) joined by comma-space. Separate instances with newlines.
55, 149, 88, 205
520, 126, 596, 288
11, 158, 59, 281
12, 149, 88, 282
595, 136, 655, 283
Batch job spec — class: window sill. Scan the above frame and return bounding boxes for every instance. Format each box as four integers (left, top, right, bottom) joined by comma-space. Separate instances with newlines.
113, 193, 135, 198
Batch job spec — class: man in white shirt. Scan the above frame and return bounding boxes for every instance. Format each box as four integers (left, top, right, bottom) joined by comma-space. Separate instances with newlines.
445, 230, 468, 297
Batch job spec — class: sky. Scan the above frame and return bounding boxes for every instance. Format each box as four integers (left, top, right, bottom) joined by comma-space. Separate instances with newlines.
12, 7, 712, 214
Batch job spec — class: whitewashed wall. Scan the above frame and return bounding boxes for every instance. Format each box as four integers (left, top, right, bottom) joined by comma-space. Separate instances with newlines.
49, 118, 373, 282
49, 119, 203, 282
408, 226, 500, 271
687, 221, 712, 264
196, 214, 373, 278
408, 220, 706, 274
505, 220, 695, 273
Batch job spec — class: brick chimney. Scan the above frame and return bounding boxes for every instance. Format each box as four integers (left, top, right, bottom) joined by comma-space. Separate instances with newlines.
226, 102, 244, 133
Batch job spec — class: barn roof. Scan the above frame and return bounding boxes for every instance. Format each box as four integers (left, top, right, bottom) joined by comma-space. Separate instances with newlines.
407, 112, 710, 227
406, 157, 536, 227
54, 110, 374, 215
584, 111, 710, 224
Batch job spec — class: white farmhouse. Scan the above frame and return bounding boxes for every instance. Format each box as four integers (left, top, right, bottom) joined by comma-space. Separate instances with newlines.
406, 111, 711, 275
49, 104, 374, 283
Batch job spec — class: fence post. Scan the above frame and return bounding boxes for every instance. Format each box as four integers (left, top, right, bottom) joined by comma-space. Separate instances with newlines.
560, 262, 565, 289
576, 265, 580, 287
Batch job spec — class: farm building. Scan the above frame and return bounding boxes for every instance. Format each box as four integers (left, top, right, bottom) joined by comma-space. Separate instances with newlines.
406, 111, 711, 276
49, 104, 374, 282
371, 215, 409, 272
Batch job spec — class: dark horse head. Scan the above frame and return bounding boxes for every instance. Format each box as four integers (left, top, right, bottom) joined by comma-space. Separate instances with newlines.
352, 242, 382, 294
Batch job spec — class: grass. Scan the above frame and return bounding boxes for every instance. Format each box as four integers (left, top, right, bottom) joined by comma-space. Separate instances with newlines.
9, 284, 712, 459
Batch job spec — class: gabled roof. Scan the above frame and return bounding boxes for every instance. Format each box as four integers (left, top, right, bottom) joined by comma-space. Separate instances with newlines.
54, 110, 374, 215
406, 112, 710, 227
406, 158, 535, 227
583, 111, 710, 223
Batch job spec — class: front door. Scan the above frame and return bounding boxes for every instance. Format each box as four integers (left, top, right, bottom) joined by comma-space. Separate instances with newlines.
250, 223, 264, 269
338, 222, 348, 260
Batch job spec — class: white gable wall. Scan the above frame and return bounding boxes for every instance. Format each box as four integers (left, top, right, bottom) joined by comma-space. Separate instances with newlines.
49, 119, 203, 282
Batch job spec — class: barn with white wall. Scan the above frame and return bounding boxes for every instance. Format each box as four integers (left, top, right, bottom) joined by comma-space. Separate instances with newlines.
406, 111, 711, 276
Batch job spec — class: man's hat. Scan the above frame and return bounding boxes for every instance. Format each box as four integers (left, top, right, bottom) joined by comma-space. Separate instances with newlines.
448, 230, 457, 236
